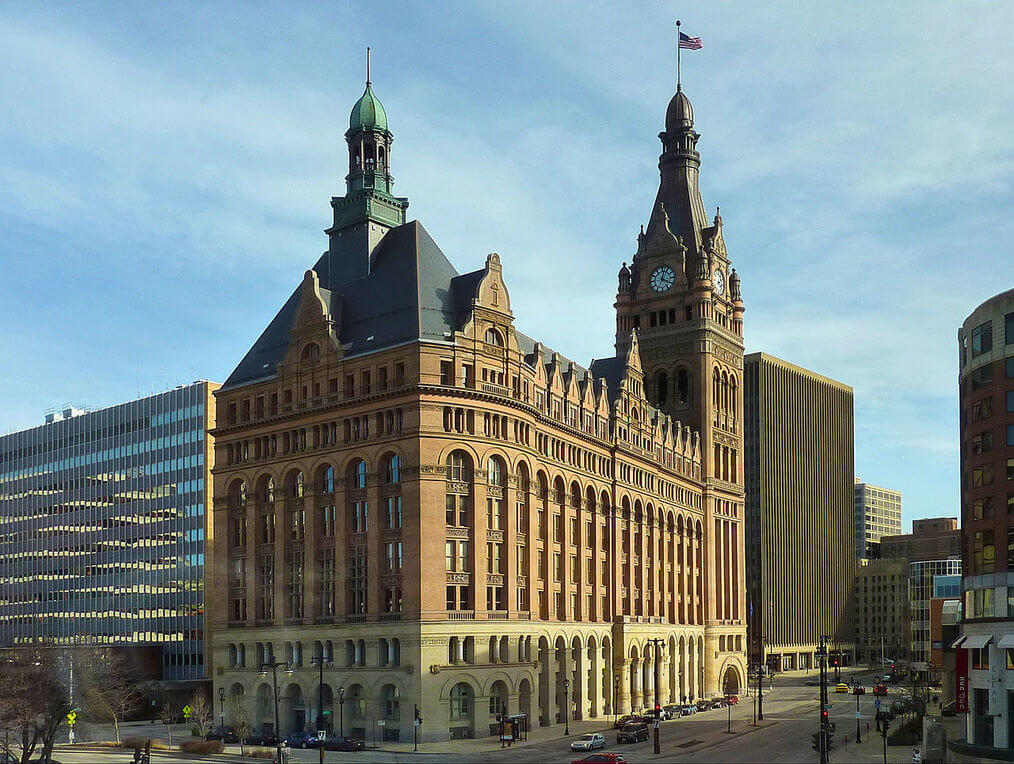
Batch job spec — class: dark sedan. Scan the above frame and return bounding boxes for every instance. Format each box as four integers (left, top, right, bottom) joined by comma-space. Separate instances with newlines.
206, 726, 239, 743
322, 735, 366, 752
244, 731, 279, 747
616, 723, 649, 744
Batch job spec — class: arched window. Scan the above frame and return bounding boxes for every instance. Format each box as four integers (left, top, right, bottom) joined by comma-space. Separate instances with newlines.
301, 343, 320, 360
489, 680, 508, 716
677, 369, 690, 404
228, 644, 237, 668
487, 457, 504, 487
261, 477, 276, 503
349, 685, 365, 719
382, 684, 400, 719
291, 471, 304, 498
230, 480, 247, 509
449, 683, 472, 719
348, 459, 367, 490
347, 460, 368, 536
446, 451, 472, 482
484, 328, 503, 346
321, 465, 335, 494
384, 454, 401, 484
656, 371, 668, 407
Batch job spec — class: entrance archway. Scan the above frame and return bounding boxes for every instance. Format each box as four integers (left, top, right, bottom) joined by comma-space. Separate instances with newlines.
722, 665, 742, 696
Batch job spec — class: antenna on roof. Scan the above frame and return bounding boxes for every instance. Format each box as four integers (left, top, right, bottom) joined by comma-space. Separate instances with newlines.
366, 46, 371, 86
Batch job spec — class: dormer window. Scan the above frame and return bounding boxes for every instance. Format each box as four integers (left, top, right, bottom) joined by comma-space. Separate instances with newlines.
301, 343, 320, 360
484, 328, 503, 346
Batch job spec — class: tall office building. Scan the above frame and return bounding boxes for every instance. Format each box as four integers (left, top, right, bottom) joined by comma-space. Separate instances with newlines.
854, 557, 908, 666
955, 288, 1014, 756
854, 478, 902, 559
210, 63, 748, 741
0, 382, 218, 696
744, 352, 855, 671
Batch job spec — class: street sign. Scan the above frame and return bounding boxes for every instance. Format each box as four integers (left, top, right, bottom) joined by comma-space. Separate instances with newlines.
855, 711, 861, 719
183, 705, 192, 719
377, 720, 386, 726
318, 730, 326, 740
66, 711, 77, 726
874, 699, 882, 709
414, 719, 421, 727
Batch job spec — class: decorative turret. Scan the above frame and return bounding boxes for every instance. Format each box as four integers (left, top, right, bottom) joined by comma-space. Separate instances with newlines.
326, 48, 409, 286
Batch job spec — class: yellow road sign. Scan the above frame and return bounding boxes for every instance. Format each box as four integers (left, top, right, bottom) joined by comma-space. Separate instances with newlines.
183, 705, 192, 719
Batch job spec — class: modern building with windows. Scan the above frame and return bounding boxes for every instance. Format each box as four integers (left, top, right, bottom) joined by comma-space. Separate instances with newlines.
209, 63, 748, 742
854, 478, 902, 559
744, 352, 856, 672
909, 557, 961, 674
0, 382, 218, 697
955, 288, 1014, 757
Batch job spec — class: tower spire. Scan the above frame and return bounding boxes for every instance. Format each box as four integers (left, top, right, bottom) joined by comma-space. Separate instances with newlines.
366, 46, 371, 86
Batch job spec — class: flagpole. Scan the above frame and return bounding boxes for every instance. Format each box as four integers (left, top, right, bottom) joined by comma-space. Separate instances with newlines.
676, 19, 682, 88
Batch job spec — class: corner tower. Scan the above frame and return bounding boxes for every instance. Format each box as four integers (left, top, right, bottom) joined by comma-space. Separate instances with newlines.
326, 51, 410, 286
615, 81, 747, 695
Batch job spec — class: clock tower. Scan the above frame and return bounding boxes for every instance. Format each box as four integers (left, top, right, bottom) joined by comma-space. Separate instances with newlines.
615, 82, 746, 694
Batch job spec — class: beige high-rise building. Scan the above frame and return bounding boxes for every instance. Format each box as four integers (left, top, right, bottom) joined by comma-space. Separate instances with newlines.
744, 353, 855, 671
854, 479, 902, 559
208, 67, 747, 742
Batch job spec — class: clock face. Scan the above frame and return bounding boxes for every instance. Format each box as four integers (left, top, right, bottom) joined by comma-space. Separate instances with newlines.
650, 266, 676, 293
713, 269, 725, 296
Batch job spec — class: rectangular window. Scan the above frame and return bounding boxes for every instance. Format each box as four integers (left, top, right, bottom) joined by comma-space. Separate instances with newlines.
973, 431, 994, 454
1008, 457, 1014, 481
1008, 424, 1014, 447
458, 541, 469, 572
378, 366, 388, 391
394, 361, 405, 387
570, 554, 579, 580
1007, 390, 1014, 413
971, 365, 994, 389
440, 361, 454, 386
385, 496, 402, 529
554, 553, 563, 582
972, 398, 993, 421
1006, 312, 1014, 345
973, 497, 994, 520
973, 647, 990, 670
231, 515, 247, 547
972, 321, 993, 357
1007, 357, 1014, 379
344, 374, 355, 398
973, 465, 995, 487
445, 541, 455, 571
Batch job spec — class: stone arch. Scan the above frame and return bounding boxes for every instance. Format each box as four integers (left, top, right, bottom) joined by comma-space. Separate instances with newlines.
254, 472, 278, 503
721, 663, 742, 697
518, 677, 533, 720
379, 450, 403, 484
282, 682, 306, 735
312, 461, 337, 494
255, 683, 273, 726
437, 441, 482, 469
488, 679, 509, 720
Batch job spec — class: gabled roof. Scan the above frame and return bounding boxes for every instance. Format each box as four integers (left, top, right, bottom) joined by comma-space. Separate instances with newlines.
223, 220, 461, 389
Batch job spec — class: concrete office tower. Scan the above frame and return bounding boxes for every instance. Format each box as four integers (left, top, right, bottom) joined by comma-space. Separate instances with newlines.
854, 479, 902, 559
209, 63, 748, 741
0, 382, 218, 700
955, 288, 1014, 756
744, 353, 856, 671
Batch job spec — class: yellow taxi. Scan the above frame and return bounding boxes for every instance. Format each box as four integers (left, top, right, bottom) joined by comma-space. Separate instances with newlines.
834, 682, 850, 693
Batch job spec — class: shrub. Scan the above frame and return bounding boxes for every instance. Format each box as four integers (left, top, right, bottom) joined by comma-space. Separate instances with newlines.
180, 740, 225, 754
120, 737, 168, 750
243, 747, 274, 759
887, 714, 922, 746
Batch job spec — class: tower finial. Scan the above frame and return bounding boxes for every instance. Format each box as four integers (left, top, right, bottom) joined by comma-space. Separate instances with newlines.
366, 46, 371, 86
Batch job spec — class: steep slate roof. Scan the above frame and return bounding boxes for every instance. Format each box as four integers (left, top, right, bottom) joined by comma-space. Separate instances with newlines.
224, 220, 461, 389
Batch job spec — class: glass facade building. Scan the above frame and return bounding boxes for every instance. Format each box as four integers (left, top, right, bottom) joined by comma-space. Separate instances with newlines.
0, 382, 217, 683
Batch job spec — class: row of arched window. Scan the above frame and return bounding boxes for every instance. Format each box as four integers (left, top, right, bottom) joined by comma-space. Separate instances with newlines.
227, 454, 402, 507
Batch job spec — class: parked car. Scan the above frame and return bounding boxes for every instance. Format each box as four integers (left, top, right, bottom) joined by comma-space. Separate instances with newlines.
695, 699, 711, 712
322, 735, 366, 752
663, 704, 681, 719
835, 683, 850, 693
244, 731, 278, 747
206, 725, 239, 743
677, 703, 697, 716
571, 754, 627, 764
283, 731, 319, 749
710, 698, 725, 709
873, 683, 889, 696
804, 677, 822, 686
853, 685, 867, 695
616, 723, 650, 744
613, 714, 637, 729
726, 695, 739, 705
571, 734, 606, 752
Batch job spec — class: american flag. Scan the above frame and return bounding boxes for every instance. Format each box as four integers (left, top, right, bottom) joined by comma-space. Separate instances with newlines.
679, 31, 703, 50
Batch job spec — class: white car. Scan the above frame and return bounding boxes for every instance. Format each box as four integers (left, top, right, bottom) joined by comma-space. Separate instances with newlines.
570, 733, 606, 751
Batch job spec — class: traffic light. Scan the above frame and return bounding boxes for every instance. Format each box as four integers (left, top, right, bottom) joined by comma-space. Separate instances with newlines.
821, 708, 829, 725
811, 732, 822, 752
414, 705, 423, 726
826, 731, 835, 750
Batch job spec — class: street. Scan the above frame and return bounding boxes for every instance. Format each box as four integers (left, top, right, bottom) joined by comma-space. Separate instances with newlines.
49, 673, 934, 764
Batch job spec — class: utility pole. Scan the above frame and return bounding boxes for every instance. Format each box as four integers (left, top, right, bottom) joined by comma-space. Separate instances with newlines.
757, 635, 765, 722
818, 637, 829, 764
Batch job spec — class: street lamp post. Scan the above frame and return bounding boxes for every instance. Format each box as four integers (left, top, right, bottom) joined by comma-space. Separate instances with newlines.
218, 686, 225, 727
338, 686, 346, 739
613, 674, 620, 726
309, 656, 332, 732
855, 685, 862, 744
259, 661, 293, 764
725, 677, 731, 734
562, 679, 570, 736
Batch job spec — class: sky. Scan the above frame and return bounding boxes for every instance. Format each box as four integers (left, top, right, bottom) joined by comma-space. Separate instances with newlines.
1, 2, 1012, 530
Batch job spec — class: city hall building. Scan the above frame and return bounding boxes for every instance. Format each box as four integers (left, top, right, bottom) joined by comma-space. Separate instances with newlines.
209, 66, 747, 741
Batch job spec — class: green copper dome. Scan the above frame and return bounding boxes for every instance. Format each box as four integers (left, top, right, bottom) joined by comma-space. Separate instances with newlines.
349, 84, 388, 132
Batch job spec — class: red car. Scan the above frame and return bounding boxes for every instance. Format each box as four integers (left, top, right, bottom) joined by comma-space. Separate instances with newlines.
873, 683, 889, 696
726, 695, 739, 705
572, 755, 627, 764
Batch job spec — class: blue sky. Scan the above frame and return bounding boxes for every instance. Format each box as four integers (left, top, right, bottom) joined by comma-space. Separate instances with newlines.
1, 2, 1012, 529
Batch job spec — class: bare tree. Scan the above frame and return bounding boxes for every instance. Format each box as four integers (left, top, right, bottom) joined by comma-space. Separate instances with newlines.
159, 701, 176, 748
188, 691, 213, 739
79, 649, 146, 743
0, 650, 71, 764
229, 695, 252, 749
